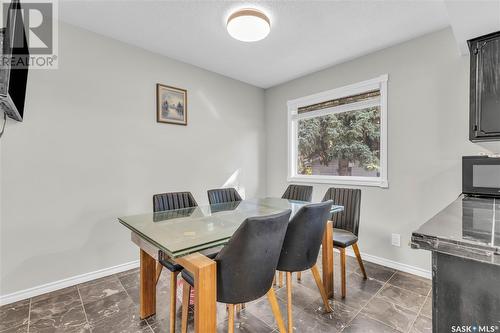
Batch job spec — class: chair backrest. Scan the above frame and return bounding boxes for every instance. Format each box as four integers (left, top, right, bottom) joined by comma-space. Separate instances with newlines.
153, 191, 198, 212
215, 209, 291, 304
207, 188, 242, 205
322, 187, 361, 236
277, 201, 333, 272
281, 184, 313, 202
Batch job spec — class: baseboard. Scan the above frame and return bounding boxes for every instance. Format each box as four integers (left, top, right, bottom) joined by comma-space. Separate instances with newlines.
344, 248, 432, 279
0, 249, 431, 306
0, 260, 139, 306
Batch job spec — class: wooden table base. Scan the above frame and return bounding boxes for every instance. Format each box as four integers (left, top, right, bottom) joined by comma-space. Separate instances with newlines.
176, 253, 217, 333
139, 249, 217, 333
138, 222, 332, 332
139, 249, 156, 319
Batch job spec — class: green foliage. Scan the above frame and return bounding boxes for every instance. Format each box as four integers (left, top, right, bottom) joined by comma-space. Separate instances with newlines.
298, 107, 380, 175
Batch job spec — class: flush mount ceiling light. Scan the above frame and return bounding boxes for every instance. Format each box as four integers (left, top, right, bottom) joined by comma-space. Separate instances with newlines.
227, 9, 270, 42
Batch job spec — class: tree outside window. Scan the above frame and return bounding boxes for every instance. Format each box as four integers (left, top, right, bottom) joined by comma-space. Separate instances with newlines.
288, 75, 388, 187
297, 106, 380, 177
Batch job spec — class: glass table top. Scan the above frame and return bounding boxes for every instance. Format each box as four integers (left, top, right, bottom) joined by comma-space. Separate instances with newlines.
118, 197, 344, 258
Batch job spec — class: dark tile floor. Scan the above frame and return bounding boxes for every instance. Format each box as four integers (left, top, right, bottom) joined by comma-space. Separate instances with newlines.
0, 255, 432, 333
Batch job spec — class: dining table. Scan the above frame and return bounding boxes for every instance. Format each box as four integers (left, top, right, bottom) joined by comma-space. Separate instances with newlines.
118, 197, 344, 333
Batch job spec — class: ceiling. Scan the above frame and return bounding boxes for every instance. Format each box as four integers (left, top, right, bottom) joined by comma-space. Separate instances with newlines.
59, 0, 500, 89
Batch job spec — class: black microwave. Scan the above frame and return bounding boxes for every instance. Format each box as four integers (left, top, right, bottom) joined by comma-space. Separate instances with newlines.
462, 155, 500, 197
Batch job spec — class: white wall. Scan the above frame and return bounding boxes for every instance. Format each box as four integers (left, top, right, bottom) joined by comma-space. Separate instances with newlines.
0, 22, 266, 296
264, 28, 500, 272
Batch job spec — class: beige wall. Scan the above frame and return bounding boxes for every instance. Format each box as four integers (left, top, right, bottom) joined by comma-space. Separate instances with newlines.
264, 28, 500, 272
0, 22, 266, 296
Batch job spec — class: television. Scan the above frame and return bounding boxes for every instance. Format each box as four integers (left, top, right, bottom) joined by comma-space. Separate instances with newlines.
0, 0, 29, 122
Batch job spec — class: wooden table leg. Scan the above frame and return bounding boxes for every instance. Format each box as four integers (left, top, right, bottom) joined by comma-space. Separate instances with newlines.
322, 221, 334, 298
177, 253, 217, 333
140, 249, 156, 319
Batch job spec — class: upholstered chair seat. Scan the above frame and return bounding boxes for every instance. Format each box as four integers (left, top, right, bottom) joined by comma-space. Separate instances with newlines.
333, 228, 358, 248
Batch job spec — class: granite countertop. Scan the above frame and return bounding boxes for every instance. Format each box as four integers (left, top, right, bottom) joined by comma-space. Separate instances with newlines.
411, 195, 500, 265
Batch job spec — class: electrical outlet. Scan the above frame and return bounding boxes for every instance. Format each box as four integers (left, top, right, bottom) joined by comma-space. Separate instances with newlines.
391, 233, 401, 247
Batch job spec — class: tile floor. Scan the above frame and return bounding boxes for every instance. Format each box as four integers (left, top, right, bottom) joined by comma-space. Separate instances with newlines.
0, 255, 432, 333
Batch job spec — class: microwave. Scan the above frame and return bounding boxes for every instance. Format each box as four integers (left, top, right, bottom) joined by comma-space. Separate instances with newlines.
462, 155, 500, 198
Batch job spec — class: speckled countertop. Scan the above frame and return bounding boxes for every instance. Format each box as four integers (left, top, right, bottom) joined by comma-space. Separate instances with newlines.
411, 195, 500, 265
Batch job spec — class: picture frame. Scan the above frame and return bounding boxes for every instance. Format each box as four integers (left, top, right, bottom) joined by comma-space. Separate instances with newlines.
156, 83, 188, 125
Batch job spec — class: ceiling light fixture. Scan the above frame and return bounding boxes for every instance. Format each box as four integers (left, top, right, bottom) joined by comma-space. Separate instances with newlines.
227, 8, 270, 42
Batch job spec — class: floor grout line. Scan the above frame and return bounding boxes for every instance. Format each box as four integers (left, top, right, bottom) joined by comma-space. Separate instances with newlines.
383, 280, 429, 298
419, 289, 432, 320
350, 268, 431, 333
116, 272, 155, 332
339, 270, 399, 332
26, 298, 32, 333
406, 287, 432, 333
375, 282, 430, 315
357, 311, 406, 333
76, 283, 91, 331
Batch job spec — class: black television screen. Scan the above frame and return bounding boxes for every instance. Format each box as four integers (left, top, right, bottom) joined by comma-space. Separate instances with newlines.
0, 0, 29, 122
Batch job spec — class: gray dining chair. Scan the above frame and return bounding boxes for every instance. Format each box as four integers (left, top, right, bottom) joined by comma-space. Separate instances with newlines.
279, 184, 313, 285
180, 210, 292, 333
277, 201, 334, 332
323, 187, 367, 298
153, 191, 216, 333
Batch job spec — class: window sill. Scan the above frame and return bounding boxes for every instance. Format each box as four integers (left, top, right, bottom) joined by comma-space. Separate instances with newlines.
287, 175, 388, 188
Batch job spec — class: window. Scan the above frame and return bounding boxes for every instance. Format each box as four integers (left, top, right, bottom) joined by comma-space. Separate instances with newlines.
287, 75, 388, 187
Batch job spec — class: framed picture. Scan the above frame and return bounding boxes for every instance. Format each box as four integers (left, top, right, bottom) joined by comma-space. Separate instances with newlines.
156, 84, 188, 125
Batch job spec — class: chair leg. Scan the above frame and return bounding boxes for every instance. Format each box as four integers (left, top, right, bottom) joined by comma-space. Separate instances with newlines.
340, 248, 346, 298
286, 272, 293, 333
181, 281, 191, 333
235, 303, 246, 313
279, 271, 283, 288
170, 271, 180, 333
297, 272, 302, 281
155, 262, 163, 285
310, 265, 332, 312
241, 303, 246, 309
273, 274, 277, 286
352, 243, 367, 279
266, 287, 286, 333
227, 304, 235, 333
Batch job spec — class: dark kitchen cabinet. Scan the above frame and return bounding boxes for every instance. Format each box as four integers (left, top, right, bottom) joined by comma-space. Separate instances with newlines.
468, 31, 500, 142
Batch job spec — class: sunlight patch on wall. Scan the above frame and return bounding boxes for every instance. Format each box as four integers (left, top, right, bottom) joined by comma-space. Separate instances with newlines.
222, 169, 245, 199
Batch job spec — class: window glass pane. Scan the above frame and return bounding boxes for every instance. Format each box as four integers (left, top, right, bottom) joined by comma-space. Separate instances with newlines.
297, 106, 380, 177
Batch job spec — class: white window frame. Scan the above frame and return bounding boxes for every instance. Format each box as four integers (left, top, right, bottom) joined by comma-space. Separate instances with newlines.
287, 74, 388, 188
